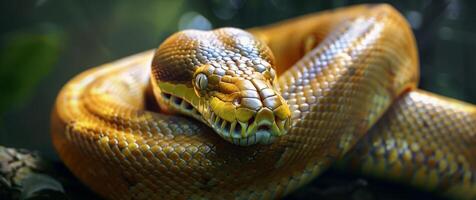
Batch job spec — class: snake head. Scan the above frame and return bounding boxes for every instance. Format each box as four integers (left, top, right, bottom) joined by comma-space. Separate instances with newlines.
151, 28, 291, 146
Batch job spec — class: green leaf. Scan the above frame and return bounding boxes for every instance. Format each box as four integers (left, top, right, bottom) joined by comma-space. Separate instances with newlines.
0, 28, 64, 113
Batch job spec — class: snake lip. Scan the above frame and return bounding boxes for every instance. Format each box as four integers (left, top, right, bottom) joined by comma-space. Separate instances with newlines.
159, 92, 201, 118
207, 110, 279, 146
158, 92, 287, 146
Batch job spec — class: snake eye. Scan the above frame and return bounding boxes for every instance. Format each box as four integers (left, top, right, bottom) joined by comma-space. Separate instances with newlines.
195, 73, 208, 91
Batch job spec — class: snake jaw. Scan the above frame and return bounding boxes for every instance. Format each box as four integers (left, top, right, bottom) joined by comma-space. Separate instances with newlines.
206, 85, 291, 146
156, 87, 290, 146
207, 109, 284, 146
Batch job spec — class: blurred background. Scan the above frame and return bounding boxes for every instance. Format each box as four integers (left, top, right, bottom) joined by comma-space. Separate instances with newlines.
0, 0, 475, 160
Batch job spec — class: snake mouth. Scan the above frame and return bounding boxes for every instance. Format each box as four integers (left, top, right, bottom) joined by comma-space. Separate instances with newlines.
209, 111, 279, 146
159, 92, 201, 119
159, 92, 287, 146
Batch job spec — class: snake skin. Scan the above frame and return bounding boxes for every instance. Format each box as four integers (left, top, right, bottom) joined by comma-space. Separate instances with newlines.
341, 90, 476, 198
51, 4, 476, 199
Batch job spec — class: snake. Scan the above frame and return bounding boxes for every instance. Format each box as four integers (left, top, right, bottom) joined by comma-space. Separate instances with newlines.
50, 4, 476, 199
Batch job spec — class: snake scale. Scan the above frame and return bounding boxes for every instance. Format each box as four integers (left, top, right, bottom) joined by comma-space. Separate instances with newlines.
51, 4, 476, 199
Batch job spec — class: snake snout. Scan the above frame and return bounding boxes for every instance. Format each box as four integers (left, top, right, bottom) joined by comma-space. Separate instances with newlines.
244, 105, 291, 145
217, 78, 292, 146
208, 77, 292, 146
209, 96, 291, 146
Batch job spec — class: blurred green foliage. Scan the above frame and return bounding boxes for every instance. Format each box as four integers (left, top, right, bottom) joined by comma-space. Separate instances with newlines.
0, 29, 64, 113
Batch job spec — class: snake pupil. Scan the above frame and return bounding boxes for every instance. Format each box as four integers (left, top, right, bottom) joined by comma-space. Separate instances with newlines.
195, 73, 208, 91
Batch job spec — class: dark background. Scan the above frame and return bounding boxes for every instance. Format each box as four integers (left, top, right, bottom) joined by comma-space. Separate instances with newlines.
1, 0, 475, 161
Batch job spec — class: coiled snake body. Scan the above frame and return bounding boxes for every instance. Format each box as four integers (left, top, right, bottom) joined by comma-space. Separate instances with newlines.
51, 4, 476, 199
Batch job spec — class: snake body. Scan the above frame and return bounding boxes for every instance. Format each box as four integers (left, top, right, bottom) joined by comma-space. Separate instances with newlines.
51, 4, 476, 199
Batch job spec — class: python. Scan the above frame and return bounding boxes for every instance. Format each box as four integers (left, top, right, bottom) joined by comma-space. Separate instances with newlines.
51, 4, 476, 199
